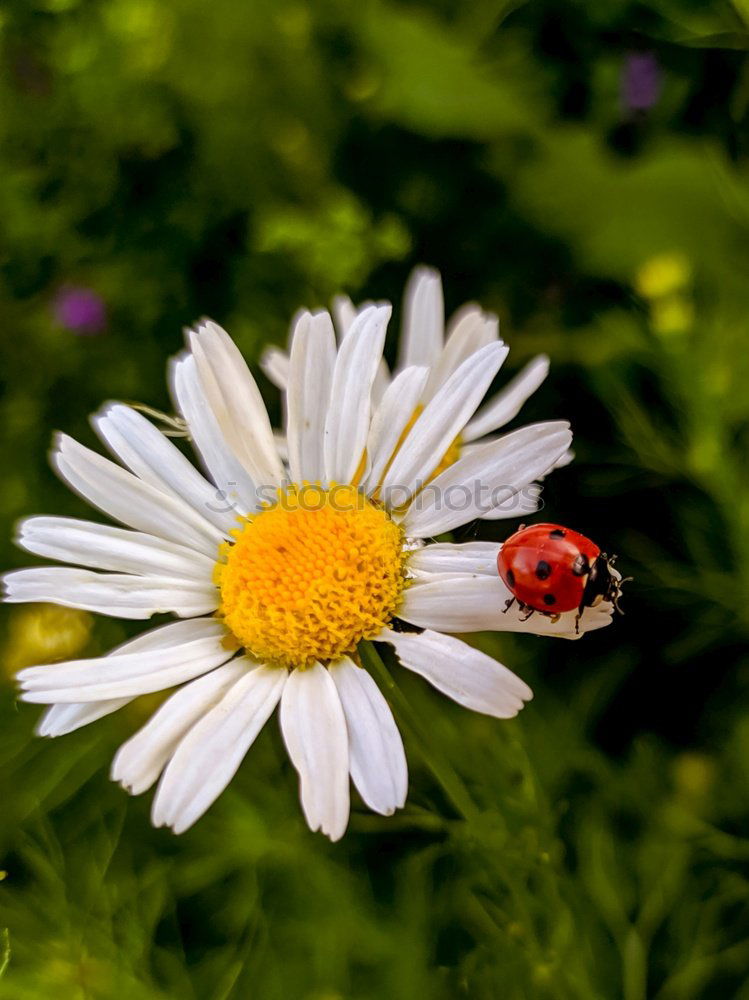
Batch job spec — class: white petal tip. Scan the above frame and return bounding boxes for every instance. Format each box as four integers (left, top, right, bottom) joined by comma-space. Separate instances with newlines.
169, 818, 194, 836
375, 805, 398, 818
110, 760, 141, 795
150, 809, 169, 830
367, 302, 392, 325
323, 825, 347, 843
412, 265, 441, 284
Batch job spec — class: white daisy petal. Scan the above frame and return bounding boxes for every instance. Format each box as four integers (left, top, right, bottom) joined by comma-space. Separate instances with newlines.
111, 659, 249, 796
331, 296, 391, 402
479, 484, 543, 520
36, 699, 132, 737
260, 345, 290, 390
16, 516, 215, 581
545, 448, 574, 474
279, 662, 350, 842
286, 311, 337, 484
323, 304, 391, 486
329, 656, 407, 816
273, 431, 289, 463
362, 365, 429, 494
93, 403, 237, 534
422, 306, 499, 401
409, 541, 500, 577
34, 620, 215, 736
17, 619, 232, 702
371, 357, 391, 407
382, 341, 510, 508
377, 628, 532, 719
3, 567, 217, 620
399, 573, 614, 637
332, 294, 357, 341
112, 617, 222, 649
152, 663, 286, 834
53, 433, 223, 557
397, 266, 444, 371
189, 319, 285, 489
285, 307, 307, 354
463, 355, 550, 442
169, 353, 256, 514
401, 421, 572, 538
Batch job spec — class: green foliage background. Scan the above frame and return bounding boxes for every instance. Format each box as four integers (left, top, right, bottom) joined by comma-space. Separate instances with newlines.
2, 0, 749, 997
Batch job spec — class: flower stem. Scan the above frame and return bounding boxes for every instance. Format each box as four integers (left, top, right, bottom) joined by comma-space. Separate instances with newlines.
359, 640, 481, 823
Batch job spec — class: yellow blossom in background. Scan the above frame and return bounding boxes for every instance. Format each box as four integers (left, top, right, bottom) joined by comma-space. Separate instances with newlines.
673, 751, 715, 802
3, 604, 167, 723
3, 604, 92, 677
635, 253, 691, 301
650, 295, 694, 336
635, 253, 694, 337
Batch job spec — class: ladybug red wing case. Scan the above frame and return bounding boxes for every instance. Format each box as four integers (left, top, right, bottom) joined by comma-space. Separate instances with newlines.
497, 523, 623, 625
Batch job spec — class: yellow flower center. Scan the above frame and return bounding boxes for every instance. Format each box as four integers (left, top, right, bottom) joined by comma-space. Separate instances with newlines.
216, 484, 406, 669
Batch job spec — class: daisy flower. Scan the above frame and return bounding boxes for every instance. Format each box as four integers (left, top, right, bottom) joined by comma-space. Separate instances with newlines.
5, 288, 612, 841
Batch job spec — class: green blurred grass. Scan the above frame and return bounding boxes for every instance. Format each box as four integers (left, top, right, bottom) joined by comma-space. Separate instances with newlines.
2, 0, 749, 996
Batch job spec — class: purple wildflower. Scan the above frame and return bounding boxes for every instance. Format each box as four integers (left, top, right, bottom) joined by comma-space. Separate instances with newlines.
621, 52, 661, 113
52, 285, 108, 335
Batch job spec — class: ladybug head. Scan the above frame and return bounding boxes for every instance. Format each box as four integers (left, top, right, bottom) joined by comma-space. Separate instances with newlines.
581, 553, 626, 614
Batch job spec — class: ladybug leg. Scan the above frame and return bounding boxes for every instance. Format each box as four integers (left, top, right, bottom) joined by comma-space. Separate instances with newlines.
575, 598, 585, 635
502, 596, 517, 615
520, 606, 535, 622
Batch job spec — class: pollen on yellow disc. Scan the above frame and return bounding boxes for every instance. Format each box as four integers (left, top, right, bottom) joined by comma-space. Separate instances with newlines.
216, 484, 406, 669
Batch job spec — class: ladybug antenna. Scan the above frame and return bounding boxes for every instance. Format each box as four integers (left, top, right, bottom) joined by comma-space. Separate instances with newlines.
599, 552, 630, 615
612, 575, 633, 615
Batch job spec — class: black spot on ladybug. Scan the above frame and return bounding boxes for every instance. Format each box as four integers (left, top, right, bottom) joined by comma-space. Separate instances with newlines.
535, 560, 552, 580
506, 569, 515, 588
549, 528, 565, 538
572, 554, 590, 576
543, 593, 556, 606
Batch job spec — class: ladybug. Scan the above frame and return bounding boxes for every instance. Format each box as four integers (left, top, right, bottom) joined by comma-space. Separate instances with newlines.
497, 523, 625, 633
